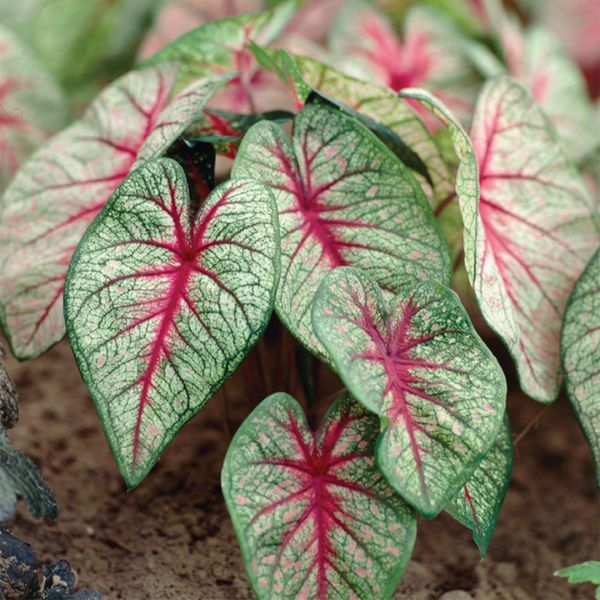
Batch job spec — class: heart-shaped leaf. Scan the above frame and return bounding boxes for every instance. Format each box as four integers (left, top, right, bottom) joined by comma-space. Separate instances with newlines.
0, 64, 227, 359
65, 158, 279, 487
222, 392, 416, 600
468, 76, 599, 402
312, 267, 506, 517
232, 103, 451, 359
561, 248, 600, 485
0, 25, 66, 190
445, 413, 513, 557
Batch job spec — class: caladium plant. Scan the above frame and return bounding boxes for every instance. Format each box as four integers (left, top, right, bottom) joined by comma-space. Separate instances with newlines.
1, 2, 599, 597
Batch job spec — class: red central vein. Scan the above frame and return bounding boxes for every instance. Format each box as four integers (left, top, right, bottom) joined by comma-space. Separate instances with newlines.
463, 485, 482, 541
252, 410, 376, 597
131, 260, 193, 471
351, 294, 461, 506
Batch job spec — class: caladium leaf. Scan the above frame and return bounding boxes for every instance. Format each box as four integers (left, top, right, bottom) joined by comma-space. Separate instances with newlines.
328, 2, 481, 124
65, 158, 279, 487
0, 25, 66, 190
142, 2, 297, 112
0, 347, 18, 429
485, 0, 597, 161
468, 76, 599, 402
222, 392, 416, 600
0, 428, 57, 523
445, 413, 513, 558
561, 248, 600, 484
232, 103, 451, 359
0, 64, 227, 359
312, 267, 506, 517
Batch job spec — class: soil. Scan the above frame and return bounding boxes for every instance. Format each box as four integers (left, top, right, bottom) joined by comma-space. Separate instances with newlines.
3, 334, 598, 600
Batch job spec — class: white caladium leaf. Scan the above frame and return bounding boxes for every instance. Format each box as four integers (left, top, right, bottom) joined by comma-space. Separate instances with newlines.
446, 413, 513, 557
328, 1, 481, 125
232, 103, 451, 359
0, 25, 66, 190
561, 248, 600, 485
469, 76, 599, 402
222, 392, 416, 600
142, 2, 297, 112
486, 0, 597, 161
65, 158, 279, 487
137, 0, 263, 60
0, 64, 227, 359
312, 267, 506, 517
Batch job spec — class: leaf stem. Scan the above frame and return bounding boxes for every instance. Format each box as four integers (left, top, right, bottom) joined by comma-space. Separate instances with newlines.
513, 405, 549, 447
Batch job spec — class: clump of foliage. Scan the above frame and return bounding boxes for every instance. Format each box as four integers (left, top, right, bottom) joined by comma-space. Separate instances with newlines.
0, 0, 598, 598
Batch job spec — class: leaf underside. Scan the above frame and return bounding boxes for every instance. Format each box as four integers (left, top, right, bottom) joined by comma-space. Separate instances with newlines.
561, 248, 600, 485
312, 267, 506, 517
469, 76, 599, 402
0, 64, 226, 359
232, 102, 451, 360
222, 393, 416, 600
445, 413, 513, 557
65, 158, 279, 487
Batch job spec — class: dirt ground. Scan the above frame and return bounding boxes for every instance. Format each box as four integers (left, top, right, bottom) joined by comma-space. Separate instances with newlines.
3, 334, 598, 600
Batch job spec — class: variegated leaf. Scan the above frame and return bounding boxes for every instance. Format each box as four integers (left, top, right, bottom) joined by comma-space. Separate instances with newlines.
328, 1, 481, 125
312, 267, 506, 517
65, 158, 280, 487
222, 392, 416, 600
445, 413, 513, 557
0, 64, 227, 359
142, 2, 297, 112
561, 248, 600, 484
469, 76, 599, 402
232, 103, 451, 360
486, 0, 597, 161
0, 25, 66, 190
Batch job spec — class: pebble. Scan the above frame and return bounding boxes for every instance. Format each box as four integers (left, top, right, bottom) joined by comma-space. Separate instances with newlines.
439, 591, 473, 600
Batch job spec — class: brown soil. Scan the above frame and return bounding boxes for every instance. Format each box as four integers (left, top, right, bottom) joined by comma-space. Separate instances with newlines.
3, 337, 599, 600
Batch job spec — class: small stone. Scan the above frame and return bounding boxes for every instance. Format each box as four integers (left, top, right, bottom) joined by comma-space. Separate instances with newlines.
495, 561, 518, 585
439, 591, 473, 600
0, 529, 39, 600
69, 590, 103, 600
